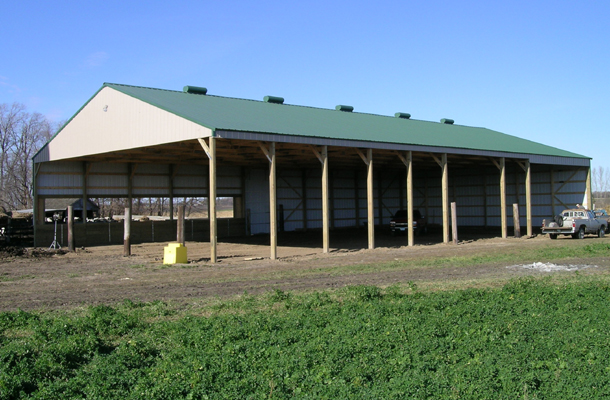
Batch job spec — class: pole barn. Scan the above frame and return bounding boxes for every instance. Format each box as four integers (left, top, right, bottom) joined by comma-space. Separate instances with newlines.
33, 83, 592, 261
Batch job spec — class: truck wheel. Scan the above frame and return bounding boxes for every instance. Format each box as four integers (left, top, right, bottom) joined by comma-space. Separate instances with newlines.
554, 215, 564, 227
572, 226, 585, 239
549, 234, 557, 240
599, 227, 606, 238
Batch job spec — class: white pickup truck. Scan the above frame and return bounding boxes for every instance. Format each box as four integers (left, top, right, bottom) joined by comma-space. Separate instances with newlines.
541, 208, 606, 239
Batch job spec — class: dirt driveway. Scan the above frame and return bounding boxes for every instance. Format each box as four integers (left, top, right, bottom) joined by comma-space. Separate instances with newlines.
1, 229, 609, 311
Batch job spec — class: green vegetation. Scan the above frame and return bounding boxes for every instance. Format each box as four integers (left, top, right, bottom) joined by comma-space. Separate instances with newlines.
2, 278, 610, 399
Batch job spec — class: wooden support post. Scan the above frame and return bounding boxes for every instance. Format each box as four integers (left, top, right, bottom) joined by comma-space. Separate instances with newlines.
321, 146, 330, 253
513, 203, 521, 238
357, 148, 375, 249
258, 141, 277, 259
269, 142, 277, 260
451, 202, 458, 245
492, 157, 507, 238
67, 206, 75, 251
367, 149, 374, 249
397, 151, 414, 247
198, 137, 218, 263
525, 161, 532, 237
586, 166, 593, 210
518, 160, 533, 237
406, 152, 413, 247
441, 154, 449, 244
177, 205, 185, 245
500, 157, 507, 239
209, 138, 217, 263
123, 207, 131, 256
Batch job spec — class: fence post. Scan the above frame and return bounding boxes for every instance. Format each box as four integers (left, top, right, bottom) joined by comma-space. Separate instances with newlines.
68, 206, 75, 251
124, 208, 131, 256
513, 204, 521, 238
177, 205, 185, 245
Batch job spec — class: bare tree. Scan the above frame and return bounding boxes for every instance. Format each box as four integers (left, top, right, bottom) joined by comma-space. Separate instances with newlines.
0, 103, 55, 210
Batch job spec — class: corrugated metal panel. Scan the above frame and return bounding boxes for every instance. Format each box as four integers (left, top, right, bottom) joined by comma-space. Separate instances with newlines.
88, 174, 128, 196
133, 175, 171, 196
37, 161, 83, 195
173, 174, 208, 196
100, 84, 587, 160
89, 162, 126, 174
245, 168, 269, 234
39, 161, 83, 173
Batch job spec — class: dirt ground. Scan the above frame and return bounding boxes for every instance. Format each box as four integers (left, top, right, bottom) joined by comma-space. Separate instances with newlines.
2, 228, 610, 311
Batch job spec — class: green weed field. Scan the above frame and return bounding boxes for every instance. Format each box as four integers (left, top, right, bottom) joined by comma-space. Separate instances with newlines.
2, 277, 610, 399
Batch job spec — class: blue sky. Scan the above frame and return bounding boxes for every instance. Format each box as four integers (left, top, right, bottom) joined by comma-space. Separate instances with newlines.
2, 0, 609, 171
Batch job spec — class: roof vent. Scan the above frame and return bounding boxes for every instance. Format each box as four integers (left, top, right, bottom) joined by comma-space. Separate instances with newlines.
441, 118, 454, 124
335, 105, 354, 112
264, 96, 284, 104
395, 112, 411, 119
183, 86, 208, 95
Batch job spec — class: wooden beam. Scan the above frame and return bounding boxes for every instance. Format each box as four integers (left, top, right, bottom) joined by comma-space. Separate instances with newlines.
525, 160, 532, 236
356, 148, 370, 166
198, 137, 217, 263
431, 153, 442, 167
269, 142, 277, 260
441, 154, 449, 244
367, 149, 374, 249
310, 145, 324, 164
500, 157, 507, 239
258, 141, 273, 163
406, 151, 414, 246
321, 146, 329, 253
209, 138, 217, 263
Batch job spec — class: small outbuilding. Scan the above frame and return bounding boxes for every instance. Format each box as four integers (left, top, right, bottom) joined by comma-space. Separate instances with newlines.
33, 83, 591, 260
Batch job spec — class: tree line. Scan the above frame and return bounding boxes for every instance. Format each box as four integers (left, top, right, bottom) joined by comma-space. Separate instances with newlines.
0, 103, 59, 213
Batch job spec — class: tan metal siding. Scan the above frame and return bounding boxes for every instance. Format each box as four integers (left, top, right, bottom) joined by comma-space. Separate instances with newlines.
36, 87, 212, 162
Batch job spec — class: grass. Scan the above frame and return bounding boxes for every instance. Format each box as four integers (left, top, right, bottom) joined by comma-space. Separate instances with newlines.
2, 277, 610, 398
190, 241, 610, 286
0, 273, 36, 283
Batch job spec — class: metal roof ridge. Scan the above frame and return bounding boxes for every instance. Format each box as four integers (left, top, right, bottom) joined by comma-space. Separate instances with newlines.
104, 83, 477, 127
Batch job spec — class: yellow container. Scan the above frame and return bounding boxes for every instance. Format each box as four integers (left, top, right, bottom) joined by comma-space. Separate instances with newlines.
163, 243, 187, 264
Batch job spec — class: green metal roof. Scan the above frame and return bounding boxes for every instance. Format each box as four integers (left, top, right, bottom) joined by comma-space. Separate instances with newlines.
104, 83, 587, 159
